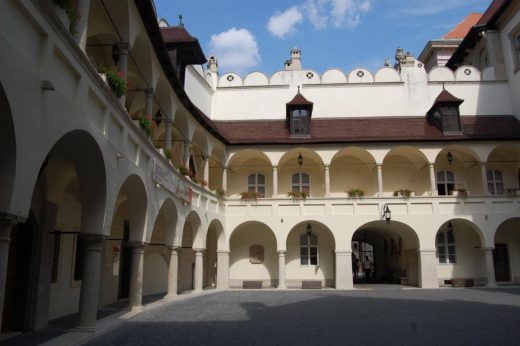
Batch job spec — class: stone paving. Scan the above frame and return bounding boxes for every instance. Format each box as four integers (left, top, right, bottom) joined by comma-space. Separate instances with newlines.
85, 287, 520, 346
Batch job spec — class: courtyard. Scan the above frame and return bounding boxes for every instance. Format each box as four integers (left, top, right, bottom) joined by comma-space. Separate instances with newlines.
77, 287, 520, 345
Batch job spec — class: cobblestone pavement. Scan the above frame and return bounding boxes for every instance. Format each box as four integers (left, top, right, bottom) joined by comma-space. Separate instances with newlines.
86, 287, 520, 346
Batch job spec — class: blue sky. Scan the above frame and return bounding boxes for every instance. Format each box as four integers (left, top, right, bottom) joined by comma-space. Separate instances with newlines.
154, 0, 490, 76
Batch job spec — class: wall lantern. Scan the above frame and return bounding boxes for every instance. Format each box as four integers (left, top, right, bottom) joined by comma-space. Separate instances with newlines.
306, 223, 312, 237
447, 221, 454, 233
447, 151, 453, 165
154, 110, 163, 127
111, 43, 120, 66
298, 153, 303, 167
382, 204, 391, 223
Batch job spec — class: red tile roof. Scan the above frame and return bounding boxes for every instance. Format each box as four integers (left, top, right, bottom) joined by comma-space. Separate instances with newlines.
443, 13, 482, 39
161, 26, 197, 43
434, 89, 464, 104
214, 116, 520, 144
287, 92, 313, 106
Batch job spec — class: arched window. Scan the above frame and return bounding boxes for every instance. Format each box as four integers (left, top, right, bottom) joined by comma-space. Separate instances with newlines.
437, 170, 455, 195
436, 230, 456, 264
487, 170, 504, 195
292, 172, 310, 194
300, 233, 318, 265
248, 173, 265, 197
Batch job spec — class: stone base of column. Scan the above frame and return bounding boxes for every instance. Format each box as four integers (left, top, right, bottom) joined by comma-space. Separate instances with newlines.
163, 294, 177, 300
73, 323, 97, 333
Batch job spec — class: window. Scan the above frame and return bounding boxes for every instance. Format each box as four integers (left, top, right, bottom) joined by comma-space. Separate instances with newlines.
437, 230, 456, 264
487, 169, 504, 195
437, 170, 455, 196
290, 109, 309, 136
292, 172, 310, 194
510, 29, 520, 72
248, 173, 265, 197
300, 233, 318, 265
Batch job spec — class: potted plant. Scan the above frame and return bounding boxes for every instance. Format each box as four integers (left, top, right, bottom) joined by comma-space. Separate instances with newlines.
215, 188, 226, 198
177, 164, 189, 176
100, 66, 127, 98
138, 115, 153, 137
393, 188, 413, 199
240, 191, 261, 202
347, 187, 365, 198
455, 188, 469, 199
163, 148, 172, 161
287, 191, 309, 201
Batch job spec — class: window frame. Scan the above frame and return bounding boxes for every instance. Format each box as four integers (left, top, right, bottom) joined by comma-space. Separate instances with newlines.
247, 173, 266, 197
436, 170, 455, 196
436, 230, 456, 264
509, 25, 520, 74
291, 172, 310, 195
300, 233, 319, 266
487, 169, 504, 195
290, 109, 310, 137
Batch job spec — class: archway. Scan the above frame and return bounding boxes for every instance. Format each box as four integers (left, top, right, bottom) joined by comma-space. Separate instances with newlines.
494, 218, 520, 283
435, 219, 485, 287
204, 220, 225, 288
435, 146, 482, 195
3, 130, 106, 332
382, 146, 429, 196
330, 147, 377, 197
352, 221, 420, 286
227, 150, 272, 198
229, 222, 277, 288
286, 221, 335, 288
178, 211, 202, 293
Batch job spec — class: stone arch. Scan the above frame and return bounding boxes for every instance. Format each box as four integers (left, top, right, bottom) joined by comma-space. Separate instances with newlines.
177, 211, 203, 293
382, 146, 429, 196
285, 221, 336, 288
435, 145, 483, 195
330, 147, 378, 197
352, 220, 421, 286
227, 150, 273, 198
487, 144, 520, 193
494, 218, 520, 283
435, 219, 486, 286
0, 83, 16, 213
229, 221, 278, 288
278, 148, 325, 198
204, 219, 226, 288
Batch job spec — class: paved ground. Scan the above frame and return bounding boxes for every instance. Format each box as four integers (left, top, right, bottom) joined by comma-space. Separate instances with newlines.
85, 287, 520, 346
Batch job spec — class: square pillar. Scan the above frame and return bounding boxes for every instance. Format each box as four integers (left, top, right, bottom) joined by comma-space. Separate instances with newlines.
377, 164, 383, 196
216, 250, 229, 289
272, 166, 278, 198
335, 251, 353, 289
278, 251, 286, 289
418, 250, 439, 288
324, 165, 330, 197
429, 163, 438, 196
484, 247, 497, 287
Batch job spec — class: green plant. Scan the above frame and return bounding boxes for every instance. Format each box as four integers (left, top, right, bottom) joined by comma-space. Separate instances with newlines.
455, 188, 468, 199
164, 148, 172, 161
101, 66, 127, 97
190, 175, 200, 184
240, 191, 261, 202
347, 187, 365, 198
138, 115, 152, 137
215, 188, 226, 198
287, 191, 309, 201
393, 188, 413, 199
177, 164, 189, 176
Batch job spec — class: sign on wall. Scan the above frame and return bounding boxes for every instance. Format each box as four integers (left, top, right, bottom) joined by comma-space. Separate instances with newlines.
153, 159, 192, 204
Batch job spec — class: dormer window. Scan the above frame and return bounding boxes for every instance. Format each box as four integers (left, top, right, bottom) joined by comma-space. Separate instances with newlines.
427, 88, 463, 135
286, 88, 313, 137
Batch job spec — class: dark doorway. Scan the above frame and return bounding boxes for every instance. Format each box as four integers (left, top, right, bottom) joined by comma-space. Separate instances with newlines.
493, 244, 510, 282
352, 240, 374, 283
118, 220, 132, 299
2, 214, 37, 332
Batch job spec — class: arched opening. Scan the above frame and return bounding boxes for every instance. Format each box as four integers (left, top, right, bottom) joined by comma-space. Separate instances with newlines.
330, 147, 377, 197
229, 222, 277, 288
435, 146, 482, 195
227, 150, 272, 198
178, 211, 202, 293
435, 219, 485, 287
208, 145, 226, 192
3, 130, 106, 333
352, 221, 420, 286
204, 220, 225, 288
494, 218, 520, 283
102, 174, 147, 306
383, 146, 429, 196
487, 144, 520, 195
0, 83, 16, 212
286, 221, 335, 288
143, 199, 178, 297
278, 148, 324, 198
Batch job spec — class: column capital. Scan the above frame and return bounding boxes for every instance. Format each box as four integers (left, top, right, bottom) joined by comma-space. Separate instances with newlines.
277, 250, 286, 255
335, 250, 352, 255
80, 234, 107, 251
164, 117, 173, 125
0, 211, 27, 224
168, 246, 179, 253
418, 249, 437, 255
194, 248, 205, 254
483, 247, 495, 252
324, 164, 330, 169
217, 250, 230, 254
117, 41, 131, 52
144, 87, 154, 96
129, 242, 146, 252
272, 165, 278, 170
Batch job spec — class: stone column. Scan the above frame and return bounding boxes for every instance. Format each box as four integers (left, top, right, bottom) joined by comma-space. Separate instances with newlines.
117, 42, 130, 106
76, 235, 105, 331
165, 247, 178, 299
72, 0, 91, 51
144, 88, 153, 117
222, 167, 228, 193
324, 165, 331, 197
429, 163, 438, 196
484, 247, 497, 287
278, 251, 286, 289
129, 243, 145, 310
164, 118, 173, 152
194, 249, 204, 292
216, 250, 229, 289
336, 251, 353, 289
204, 157, 210, 187
0, 217, 16, 332
418, 250, 438, 288
272, 166, 278, 198
377, 164, 383, 196
480, 162, 489, 196
184, 140, 191, 168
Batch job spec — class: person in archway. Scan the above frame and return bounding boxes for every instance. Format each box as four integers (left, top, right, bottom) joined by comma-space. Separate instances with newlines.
363, 256, 373, 283
352, 254, 359, 280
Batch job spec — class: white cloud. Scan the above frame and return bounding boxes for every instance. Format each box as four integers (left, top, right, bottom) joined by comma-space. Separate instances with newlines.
267, 6, 304, 39
209, 28, 261, 74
